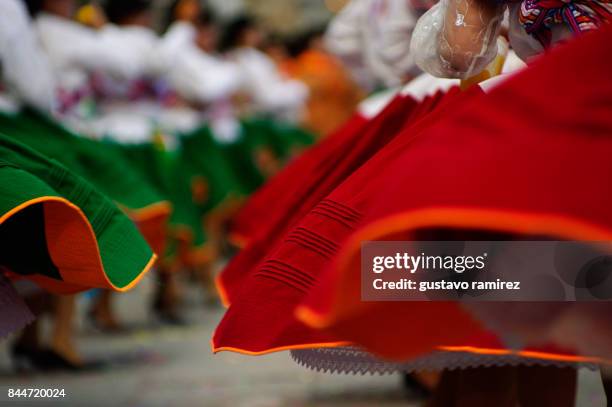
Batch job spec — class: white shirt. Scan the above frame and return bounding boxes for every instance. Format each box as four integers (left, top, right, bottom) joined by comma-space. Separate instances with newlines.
169, 44, 242, 104
326, 0, 423, 89
98, 24, 163, 79
36, 19, 164, 140
156, 22, 196, 75
230, 47, 308, 121
35, 13, 142, 92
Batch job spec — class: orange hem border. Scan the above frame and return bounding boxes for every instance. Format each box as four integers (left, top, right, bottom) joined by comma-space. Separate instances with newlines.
438, 346, 611, 365
215, 274, 231, 308
210, 340, 611, 365
210, 339, 352, 356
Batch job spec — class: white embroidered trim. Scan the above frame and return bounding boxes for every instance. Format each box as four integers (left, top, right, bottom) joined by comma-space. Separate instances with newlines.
290, 346, 596, 375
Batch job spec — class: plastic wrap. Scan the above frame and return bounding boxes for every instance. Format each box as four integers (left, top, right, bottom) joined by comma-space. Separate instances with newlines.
411, 0, 504, 79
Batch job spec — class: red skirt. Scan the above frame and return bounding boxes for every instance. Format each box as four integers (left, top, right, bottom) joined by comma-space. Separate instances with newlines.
214, 26, 612, 364
296, 27, 612, 363
213, 86, 470, 353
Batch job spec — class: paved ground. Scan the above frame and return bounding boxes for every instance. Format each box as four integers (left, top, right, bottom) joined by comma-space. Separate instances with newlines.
0, 273, 607, 406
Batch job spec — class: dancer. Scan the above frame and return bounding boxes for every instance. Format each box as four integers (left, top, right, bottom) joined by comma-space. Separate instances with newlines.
215, 1, 612, 405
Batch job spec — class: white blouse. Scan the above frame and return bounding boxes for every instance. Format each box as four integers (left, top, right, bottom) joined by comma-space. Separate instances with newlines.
35, 13, 144, 92
230, 47, 308, 121
326, 0, 424, 89
168, 44, 242, 104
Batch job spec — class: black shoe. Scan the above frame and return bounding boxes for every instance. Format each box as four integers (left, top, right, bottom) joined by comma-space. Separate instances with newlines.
11, 344, 104, 373
33, 349, 105, 372
10, 344, 40, 372
154, 309, 188, 326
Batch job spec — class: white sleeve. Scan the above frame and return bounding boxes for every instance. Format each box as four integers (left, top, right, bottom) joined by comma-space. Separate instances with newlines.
375, 1, 421, 82
37, 17, 142, 81
160, 22, 195, 58
239, 51, 308, 113
324, 0, 368, 62
256, 78, 308, 113
0, 0, 56, 112
97, 25, 167, 80
155, 22, 196, 75
326, 0, 422, 88
324, 0, 376, 89
169, 47, 242, 103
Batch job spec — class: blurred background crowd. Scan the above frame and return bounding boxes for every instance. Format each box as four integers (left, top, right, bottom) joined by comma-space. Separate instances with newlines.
0, 0, 372, 397
0, 1, 394, 403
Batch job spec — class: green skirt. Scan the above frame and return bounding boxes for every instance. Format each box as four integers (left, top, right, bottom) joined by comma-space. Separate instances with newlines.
178, 126, 251, 211
109, 141, 208, 260
240, 117, 315, 161
0, 133, 154, 294
0, 109, 171, 255
177, 119, 315, 203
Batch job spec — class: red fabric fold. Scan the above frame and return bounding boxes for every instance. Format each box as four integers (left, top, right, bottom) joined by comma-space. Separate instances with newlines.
213, 87, 468, 354
298, 26, 612, 361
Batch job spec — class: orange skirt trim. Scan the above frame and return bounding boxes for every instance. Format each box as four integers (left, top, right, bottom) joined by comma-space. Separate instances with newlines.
210, 339, 351, 356
438, 346, 611, 365
215, 273, 231, 308
210, 339, 609, 365
122, 201, 172, 256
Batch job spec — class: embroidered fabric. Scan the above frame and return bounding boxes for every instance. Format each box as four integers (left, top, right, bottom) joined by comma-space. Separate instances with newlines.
290, 346, 596, 375
0, 272, 34, 338
513, 0, 612, 48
